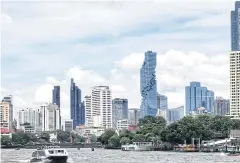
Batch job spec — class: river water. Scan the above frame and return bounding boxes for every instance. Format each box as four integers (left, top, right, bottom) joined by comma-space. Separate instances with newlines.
1, 148, 240, 163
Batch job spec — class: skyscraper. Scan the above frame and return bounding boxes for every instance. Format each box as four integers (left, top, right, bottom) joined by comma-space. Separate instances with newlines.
157, 93, 168, 110
2, 96, 13, 131
140, 51, 157, 118
214, 97, 230, 116
128, 108, 140, 125
70, 78, 85, 129
185, 82, 214, 115
112, 98, 128, 128
85, 86, 112, 128
52, 86, 60, 108
231, 1, 240, 51
0, 102, 10, 131
40, 103, 60, 132
168, 106, 184, 124
229, 52, 240, 117
17, 108, 41, 130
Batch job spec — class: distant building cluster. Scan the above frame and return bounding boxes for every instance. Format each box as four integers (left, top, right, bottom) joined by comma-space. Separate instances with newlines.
1, 1, 240, 140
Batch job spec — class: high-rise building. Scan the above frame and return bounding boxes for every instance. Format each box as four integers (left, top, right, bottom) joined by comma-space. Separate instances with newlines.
70, 78, 85, 129
80, 102, 85, 125
117, 119, 129, 130
85, 86, 112, 129
185, 82, 214, 115
168, 106, 184, 123
140, 51, 157, 118
0, 102, 10, 131
157, 94, 168, 110
61, 119, 73, 132
231, 1, 240, 51
40, 103, 61, 131
112, 98, 128, 128
17, 108, 41, 131
52, 86, 60, 108
230, 51, 240, 118
128, 108, 140, 125
214, 97, 230, 116
2, 96, 13, 131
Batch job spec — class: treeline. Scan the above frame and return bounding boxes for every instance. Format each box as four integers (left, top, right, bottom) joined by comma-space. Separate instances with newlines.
1, 130, 97, 146
98, 115, 240, 148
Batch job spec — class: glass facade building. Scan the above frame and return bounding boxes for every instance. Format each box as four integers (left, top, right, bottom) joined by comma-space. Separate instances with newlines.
214, 97, 230, 116
128, 108, 140, 125
112, 98, 128, 128
140, 51, 157, 118
157, 94, 168, 110
70, 78, 85, 129
185, 82, 214, 115
231, 1, 240, 51
168, 106, 184, 124
52, 86, 60, 108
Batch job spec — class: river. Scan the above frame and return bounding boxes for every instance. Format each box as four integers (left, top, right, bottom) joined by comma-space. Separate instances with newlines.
1, 148, 240, 163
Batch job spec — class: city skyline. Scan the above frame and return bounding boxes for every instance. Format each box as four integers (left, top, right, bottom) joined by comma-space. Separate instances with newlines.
1, 0, 232, 119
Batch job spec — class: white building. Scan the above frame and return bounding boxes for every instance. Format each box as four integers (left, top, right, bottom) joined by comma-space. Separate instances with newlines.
156, 109, 168, 121
0, 102, 10, 131
41, 103, 61, 131
230, 51, 240, 119
1, 96, 13, 131
61, 119, 73, 132
85, 86, 112, 129
75, 126, 105, 137
17, 108, 41, 130
117, 119, 129, 130
23, 125, 35, 133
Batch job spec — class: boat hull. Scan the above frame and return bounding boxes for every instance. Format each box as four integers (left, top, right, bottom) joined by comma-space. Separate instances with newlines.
30, 156, 68, 163
121, 146, 152, 151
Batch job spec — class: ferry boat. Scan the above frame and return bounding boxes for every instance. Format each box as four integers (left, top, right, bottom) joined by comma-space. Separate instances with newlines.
30, 146, 68, 163
121, 142, 153, 151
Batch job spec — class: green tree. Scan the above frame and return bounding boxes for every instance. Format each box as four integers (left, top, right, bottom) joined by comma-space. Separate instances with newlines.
40, 132, 50, 142
120, 137, 131, 145
108, 135, 121, 147
90, 134, 97, 143
132, 134, 145, 142
57, 130, 70, 142
100, 129, 116, 145
1, 136, 11, 145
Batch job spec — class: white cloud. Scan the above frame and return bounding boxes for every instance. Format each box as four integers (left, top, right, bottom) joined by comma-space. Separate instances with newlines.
35, 84, 53, 103
1, 0, 233, 120
115, 53, 144, 70
6, 49, 230, 119
2, 0, 233, 49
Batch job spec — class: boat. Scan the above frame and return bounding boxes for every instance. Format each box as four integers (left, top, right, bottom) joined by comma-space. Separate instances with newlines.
121, 142, 153, 151
227, 151, 240, 156
30, 146, 68, 163
15, 147, 20, 150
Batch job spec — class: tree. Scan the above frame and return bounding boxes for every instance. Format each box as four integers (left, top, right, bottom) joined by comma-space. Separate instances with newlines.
57, 130, 70, 142
71, 133, 85, 143
100, 129, 116, 145
90, 135, 97, 143
132, 134, 145, 142
108, 135, 121, 147
40, 132, 50, 142
119, 129, 134, 140
120, 137, 131, 145
1, 136, 11, 145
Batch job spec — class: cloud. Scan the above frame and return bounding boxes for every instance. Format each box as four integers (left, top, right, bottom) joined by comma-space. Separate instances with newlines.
3, 49, 230, 120
1, 0, 233, 120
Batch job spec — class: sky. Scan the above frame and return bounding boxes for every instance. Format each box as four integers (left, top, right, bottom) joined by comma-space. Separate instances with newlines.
1, 0, 235, 119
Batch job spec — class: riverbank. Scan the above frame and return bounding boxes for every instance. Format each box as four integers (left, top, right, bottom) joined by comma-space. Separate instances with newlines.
1, 143, 103, 149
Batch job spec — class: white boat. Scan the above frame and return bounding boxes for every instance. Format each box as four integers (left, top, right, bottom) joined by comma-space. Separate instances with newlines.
121, 142, 153, 151
30, 146, 68, 163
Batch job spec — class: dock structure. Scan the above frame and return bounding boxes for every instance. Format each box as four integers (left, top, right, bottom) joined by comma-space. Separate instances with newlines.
173, 137, 240, 152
